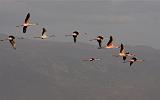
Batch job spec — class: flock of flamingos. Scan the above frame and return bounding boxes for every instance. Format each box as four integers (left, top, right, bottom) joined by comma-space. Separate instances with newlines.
0, 13, 144, 66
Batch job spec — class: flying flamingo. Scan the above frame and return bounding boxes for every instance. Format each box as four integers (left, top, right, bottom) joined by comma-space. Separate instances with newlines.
0, 35, 16, 49
113, 43, 135, 61
65, 31, 87, 43
90, 35, 104, 49
82, 57, 101, 62
105, 35, 119, 49
16, 13, 38, 33
33, 28, 55, 39
125, 57, 144, 66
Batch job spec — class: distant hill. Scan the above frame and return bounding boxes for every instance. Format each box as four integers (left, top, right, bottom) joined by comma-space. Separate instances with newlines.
0, 35, 160, 100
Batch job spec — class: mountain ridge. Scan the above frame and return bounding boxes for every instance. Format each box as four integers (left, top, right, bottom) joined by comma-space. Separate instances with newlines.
0, 34, 159, 100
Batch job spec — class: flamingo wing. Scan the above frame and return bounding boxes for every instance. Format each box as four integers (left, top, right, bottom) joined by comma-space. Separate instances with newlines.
107, 36, 113, 46
123, 56, 126, 61
24, 13, 30, 23
42, 28, 47, 36
130, 61, 134, 66
23, 26, 27, 33
120, 43, 124, 53
97, 36, 103, 40
97, 40, 102, 48
132, 57, 137, 61
9, 38, 16, 49
73, 36, 77, 43
73, 31, 79, 35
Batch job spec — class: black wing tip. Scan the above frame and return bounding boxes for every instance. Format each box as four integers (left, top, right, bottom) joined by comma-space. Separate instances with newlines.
27, 13, 30, 15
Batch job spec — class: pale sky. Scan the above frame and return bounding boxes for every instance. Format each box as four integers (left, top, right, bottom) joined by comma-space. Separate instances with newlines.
0, 1, 160, 100
0, 0, 160, 49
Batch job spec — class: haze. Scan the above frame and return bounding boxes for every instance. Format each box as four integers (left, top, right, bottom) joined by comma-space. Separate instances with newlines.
0, 0, 160, 49
0, 0, 160, 100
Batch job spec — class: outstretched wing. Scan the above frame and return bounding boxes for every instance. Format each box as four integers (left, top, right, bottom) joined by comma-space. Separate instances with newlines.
132, 57, 137, 61
24, 13, 30, 23
73, 36, 77, 43
98, 40, 102, 48
107, 36, 113, 46
73, 31, 79, 35
120, 43, 125, 53
23, 26, 28, 33
9, 39, 16, 49
97, 36, 103, 40
130, 61, 133, 66
123, 56, 126, 61
42, 28, 47, 36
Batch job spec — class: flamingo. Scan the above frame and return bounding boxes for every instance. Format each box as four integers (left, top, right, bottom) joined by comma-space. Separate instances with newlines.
72, 31, 79, 43
16, 13, 38, 33
0, 35, 16, 49
65, 31, 80, 43
65, 30, 87, 43
33, 28, 55, 39
105, 35, 119, 49
82, 57, 101, 62
8, 35, 16, 49
113, 43, 135, 61
90, 35, 104, 49
126, 57, 144, 66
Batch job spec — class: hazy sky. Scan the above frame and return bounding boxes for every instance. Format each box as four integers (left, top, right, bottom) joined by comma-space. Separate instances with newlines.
0, 1, 160, 99
0, 0, 160, 49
